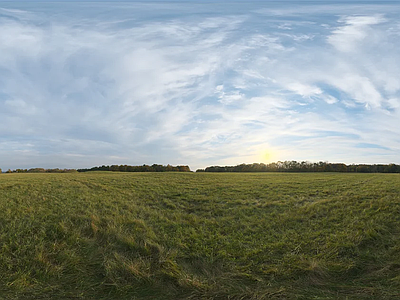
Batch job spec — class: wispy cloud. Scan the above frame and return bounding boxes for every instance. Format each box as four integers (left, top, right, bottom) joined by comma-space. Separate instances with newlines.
328, 15, 386, 52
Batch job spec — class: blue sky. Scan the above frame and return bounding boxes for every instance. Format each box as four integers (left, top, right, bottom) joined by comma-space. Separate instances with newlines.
0, 1, 399, 170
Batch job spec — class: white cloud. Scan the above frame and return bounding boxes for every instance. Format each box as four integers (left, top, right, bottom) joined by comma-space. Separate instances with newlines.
320, 95, 338, 105
286, 83, 322, 98
327, 15, 386, 52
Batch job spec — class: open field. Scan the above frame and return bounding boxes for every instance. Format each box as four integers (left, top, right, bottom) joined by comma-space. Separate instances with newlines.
0, 172, 399, 299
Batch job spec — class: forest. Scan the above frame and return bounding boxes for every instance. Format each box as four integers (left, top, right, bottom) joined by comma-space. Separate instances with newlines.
77, 164, 191, 173
197, 161, 400, 173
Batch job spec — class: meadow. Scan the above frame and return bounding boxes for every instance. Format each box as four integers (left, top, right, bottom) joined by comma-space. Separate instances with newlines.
0, 172, 399, 299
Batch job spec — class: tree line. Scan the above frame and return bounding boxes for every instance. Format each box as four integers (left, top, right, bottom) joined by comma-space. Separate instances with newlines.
196, 161, 400, 173
1, 165, 191, 173
2, 168, 78, 173
77, 164, 191, 173
2, 162, 399, 174
1, 164, 191, 173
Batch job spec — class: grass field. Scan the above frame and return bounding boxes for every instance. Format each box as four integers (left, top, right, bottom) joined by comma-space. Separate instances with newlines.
0, 172, 399, 299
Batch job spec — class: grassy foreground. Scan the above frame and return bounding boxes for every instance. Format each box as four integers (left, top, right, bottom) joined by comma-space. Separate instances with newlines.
0, 172, 399, 299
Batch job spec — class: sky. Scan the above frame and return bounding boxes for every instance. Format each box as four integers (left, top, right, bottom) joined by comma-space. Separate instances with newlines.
0, 1, 399, 171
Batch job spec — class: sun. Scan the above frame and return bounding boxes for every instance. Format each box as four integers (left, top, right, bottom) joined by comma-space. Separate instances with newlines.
255, 148, 277, 163
262, 150, 273, 162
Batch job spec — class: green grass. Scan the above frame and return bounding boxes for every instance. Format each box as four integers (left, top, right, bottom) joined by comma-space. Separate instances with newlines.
0, 172, 399, 299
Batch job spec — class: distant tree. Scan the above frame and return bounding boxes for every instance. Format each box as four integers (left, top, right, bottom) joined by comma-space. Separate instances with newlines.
110, 165, 119, 172
118, 165, 127, 172
28, 168, 45, 173
177, 165, 191, 172
386, 163, 400, 173
356, 165, 370, 173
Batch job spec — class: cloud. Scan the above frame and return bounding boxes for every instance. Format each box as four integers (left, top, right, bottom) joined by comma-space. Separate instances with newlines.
328, 15, 386, 52
0, 2, 399, 170
286, 83, 322, 98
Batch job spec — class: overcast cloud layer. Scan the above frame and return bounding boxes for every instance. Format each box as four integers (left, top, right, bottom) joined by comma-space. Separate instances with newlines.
0, 1, 399, 170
